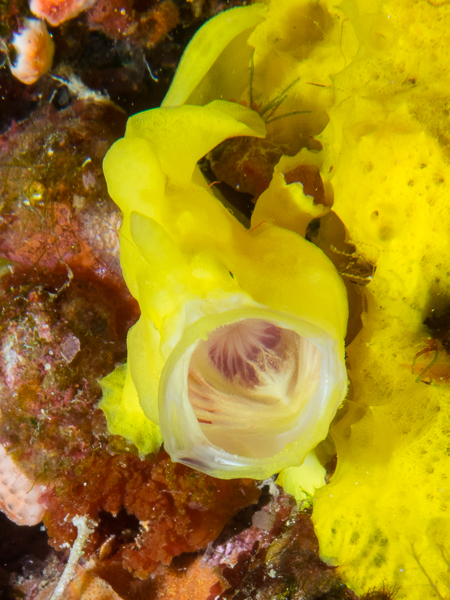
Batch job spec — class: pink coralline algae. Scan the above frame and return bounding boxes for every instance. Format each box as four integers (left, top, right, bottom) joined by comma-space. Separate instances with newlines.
10, 18, 55, 85
30, 0, 99, 27
206, 492, 359, 600
0, 268, 133, 482
0, 444, 49, 525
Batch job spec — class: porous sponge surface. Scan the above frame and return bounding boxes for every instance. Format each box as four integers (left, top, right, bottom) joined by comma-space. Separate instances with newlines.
312, 1, 450, 597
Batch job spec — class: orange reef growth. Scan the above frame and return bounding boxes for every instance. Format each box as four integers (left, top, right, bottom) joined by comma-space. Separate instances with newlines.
87, 0, 179, 48
30, 0, 98, 26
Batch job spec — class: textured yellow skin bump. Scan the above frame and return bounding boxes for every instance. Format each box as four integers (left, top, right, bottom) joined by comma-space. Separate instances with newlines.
100, 363, 163, 455
276, 451, 326, 503
102, 93, 348, 478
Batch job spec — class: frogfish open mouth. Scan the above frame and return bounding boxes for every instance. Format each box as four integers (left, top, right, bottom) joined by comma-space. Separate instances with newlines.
159, 296, 347, 478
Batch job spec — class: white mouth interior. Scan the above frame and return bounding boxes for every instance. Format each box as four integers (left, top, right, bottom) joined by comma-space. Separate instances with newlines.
187, 318, 322, 458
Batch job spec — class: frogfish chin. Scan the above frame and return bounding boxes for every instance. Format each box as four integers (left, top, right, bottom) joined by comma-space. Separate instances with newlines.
160, 298, 347, 479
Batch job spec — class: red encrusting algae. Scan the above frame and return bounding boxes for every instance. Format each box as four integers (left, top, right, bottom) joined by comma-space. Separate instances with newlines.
44, 452, 260, 579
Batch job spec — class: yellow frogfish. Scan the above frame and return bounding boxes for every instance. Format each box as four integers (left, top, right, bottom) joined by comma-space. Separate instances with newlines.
100, 13, 348, 482
100, 100, 348, 480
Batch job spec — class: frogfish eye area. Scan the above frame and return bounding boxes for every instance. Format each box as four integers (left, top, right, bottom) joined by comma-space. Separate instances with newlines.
187, 319, 322, 458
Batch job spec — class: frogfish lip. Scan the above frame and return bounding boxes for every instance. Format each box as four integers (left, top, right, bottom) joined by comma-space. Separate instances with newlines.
159, 301, 347, 480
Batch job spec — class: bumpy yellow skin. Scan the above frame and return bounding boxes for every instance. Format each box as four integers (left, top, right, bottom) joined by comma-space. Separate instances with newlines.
102, 0, 450, 596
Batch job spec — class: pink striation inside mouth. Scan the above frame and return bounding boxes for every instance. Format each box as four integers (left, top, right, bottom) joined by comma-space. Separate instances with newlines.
187, 318, 321, 458
208, 320, 282, 384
